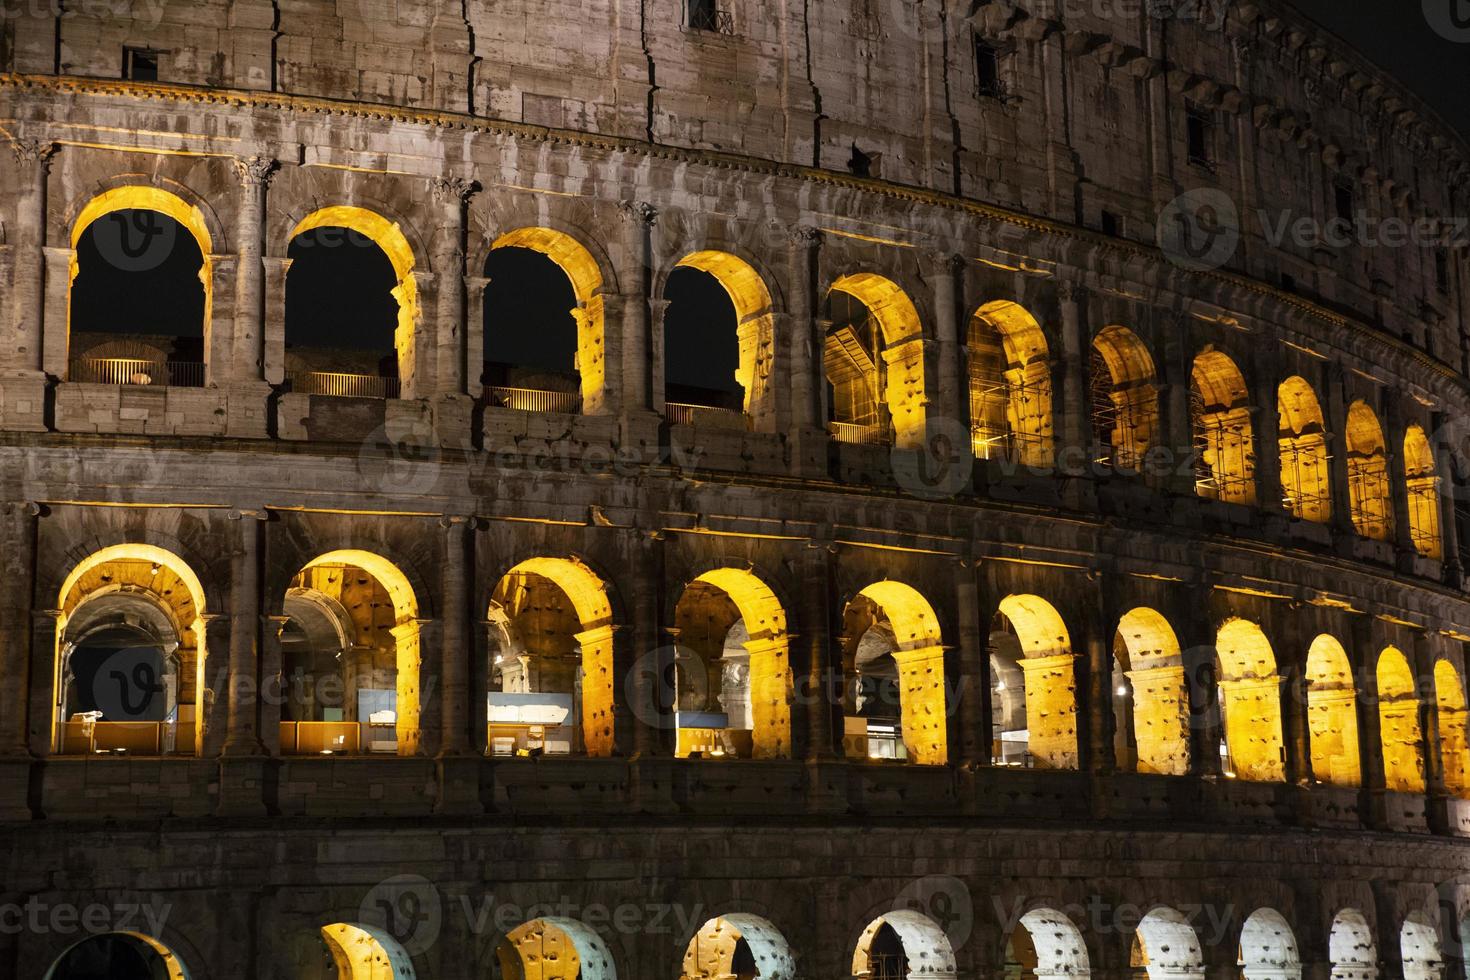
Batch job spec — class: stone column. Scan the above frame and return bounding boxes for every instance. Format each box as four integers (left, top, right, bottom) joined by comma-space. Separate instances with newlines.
27, 609, 60, 757
1282, 660, 1312, 785
1161, 315, 1198, 496
1251, 346, 1284, 514
1351, 615, 1388, 827
6, 139, 53, 378
618, 201, 657, 415
1325, 364, 1358, 537
1385, 395, 1417, 567
953, 557, 988, 767
0, 503, 38, 756
631, 529, 668, 756
1178, 586, 1223, 778
1084, 574, 1116, 774
800, 539, 837, 761
432, 176, 476, 397
465, 275, 490, 401
928, 252, 966, 429
438, 515, 475, 757
787, 226, 827, 475
222, 509, 268, 757
1432, 411, 1465, 585
231, 155, 276, 386
262, 257, 293, 385
1413, 632, 1446, 799
649, 297, 670, 413
1058, 284, 1092, 470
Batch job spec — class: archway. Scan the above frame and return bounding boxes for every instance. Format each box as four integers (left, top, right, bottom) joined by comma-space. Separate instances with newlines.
671, 567, 792, 759
1304, 635, 1361, 787
1328, 909, 1377, 980
1090, 325, 1158, 471
1278, 377, 1332, 523
824, 274, 928, 449
1215, 619, 1285, 781
852, 910, 957, 980
990, 626, 1028, 766
279, 551, 422, 756
318, 923, 415, 979
1345, 402, 1393, 542
1377, 647, 1426, 794
68, 188, 212, 388
969, 300, 1054, 468
681, 913, 794, 980
496, 916, 616, 980
280, 588, 354, 724
44, 931, 192, 980
1190, 351, 1255, 504
1434, 661, 1470, 797
840, 581, 947, 765
1005, 908, 1091, 980
486, 557, 616, 758
1238, 909, 1301, 980
286, 207, 418, 399
1112, 607, 1189, 776
1405, 425, 1444, 559
993, 595, 1077, 770
663, 251, 775, 427
1132, 907, 1205, 980
53, 544, 208, 756
484, 227, 605, 413
1400, 914, 1444, 980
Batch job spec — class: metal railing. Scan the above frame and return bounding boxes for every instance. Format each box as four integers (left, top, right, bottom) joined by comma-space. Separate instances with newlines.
666, 402, 749, 431
690, 2, 734, 34
830, 421, 886, 446
68, 357, 206, 388
484, 386, 582, 414
286, 371, 400, 399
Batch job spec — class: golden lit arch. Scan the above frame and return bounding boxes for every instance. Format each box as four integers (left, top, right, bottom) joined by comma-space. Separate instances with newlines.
1114, 607, 1189, 776
320, 923, 415, 979
1304, 635, 1360, 787
1090, 325, 1159, 470
1435, 661, 1470, 798
498, 917, 617, 980
850, 580, 947, 765
1345, 402, 1394, 542
1376, 647, 1425, 794
970, 300, 1054, 467
1405, 425, 1443, 559
676, 251, 775, 418
1215, 618, 1284, 782
998, 594, 1077, 770
491, 227, 607, 413
682, 913, 795, 980
1190, 351, 1255, 504
825, 274, 929, 449
1278, 377, 1331, 523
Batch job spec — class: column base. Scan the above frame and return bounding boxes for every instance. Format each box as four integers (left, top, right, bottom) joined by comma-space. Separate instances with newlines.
803, 759, 849, 815
435, 755, 485, 815
216, 755, 270, 817
787, 425, 830, 480
0, 372, 49, 432
0, 757, 35, 821
627, 756, 680, 815
225, 381, 274, 439
619, 410, 662, 462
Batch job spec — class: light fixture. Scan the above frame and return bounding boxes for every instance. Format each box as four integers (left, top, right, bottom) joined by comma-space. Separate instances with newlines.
1117, 685, 1129, 696
995, 681, 1006, 692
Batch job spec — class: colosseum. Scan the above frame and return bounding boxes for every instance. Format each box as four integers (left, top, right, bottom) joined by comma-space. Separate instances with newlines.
1, 0, 1469, 978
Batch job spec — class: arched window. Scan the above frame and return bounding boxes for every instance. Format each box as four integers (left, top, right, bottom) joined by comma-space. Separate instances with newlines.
486, 557, 616, 758
672, 568, 791, 759
840, 581, 947, 764
824, 274, 928, 449
497, 917, 616, 980
1434, 661, 1470, 798
682, 913, 795, 980
1377, 647, 1426, 794
285, 208, 419, 399
1405, 425, 1444, 559
317, 923, 415, 980
1112, 607, 1189, 776
1346, 401, 1393, 541
969, 300, 1054, 467
1006, 908, 1091, 980
1215, 619, 1285, 781
994, 595, 1077, 771
280, 589, 351, 724
67, 188, 213, 388
852, 911, 957, 980
1090, 325, 1159, 471
1304, 635, 1361, 787
1238, 909, 1302, 980
1328, 909, 1378, 980
990, 625, 1029, 767
1400, 914, 1444, 980
1133, 907, 1206, 980
1191, 351, 1256, 504
1278, 377, 1332, 522
47, 931, 192, 980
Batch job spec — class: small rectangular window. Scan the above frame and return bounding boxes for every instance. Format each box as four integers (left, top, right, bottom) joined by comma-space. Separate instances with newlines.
123, 47, 158, 82
1186, 106, 1212, 166
848, 144, 881, 179
1334, 181, 1355, 226
975, 39, 1003, 99
1280, 272, 1296, 294
1436, 248, 1450, 293
688, 0, 732, 34
1100, 211, 1123, 238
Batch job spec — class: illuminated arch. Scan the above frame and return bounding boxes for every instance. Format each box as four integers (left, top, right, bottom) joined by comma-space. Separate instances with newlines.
1434, 661, 1470, 798
1400, 914, 1444, 980
1328, 909, 1378, 980
1345, 402, 1393, 542
1405, 425, 1444, 559
45, 931, 193, 980
1278, 377, 1332, 523
997, 594, 1077, 770
1113, 607, 1189, 776
852, 910, 958, 980
672, 567, 792, 759
1191, 351, 1256, 504
1376, 647, 1426, 794
673, 250, 776, 420
319, 923, 415, 979
681, 913, 794, 980
843, 580, 948, 765
489, 227, 607, 413
1007, 908, 1091, 980
490, 556, 616, 757
1133, 907, 1205, 980
969, 300, 1054, 467
1304, 635, 1361, 787
497, 916, 616, 980
825, 274, 929, 449
1215, 619, 1285, 782
1090, 325, 1159, 471
1238, 909, 1301, 980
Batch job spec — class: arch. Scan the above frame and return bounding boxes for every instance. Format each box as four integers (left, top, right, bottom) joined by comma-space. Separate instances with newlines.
1278, 377, 1332, 523
667, 250, 777, 422
1377, 646, 1426, 794
1435, 660, 1470, 798
969, 299, 1054, 467
281, 587, 355, 723
497, 916, 616, 980
842, 580, 947, 765
1304, 635, 1361, 787
672, 567, 792, 759
1345, 401, 1394, 542
1133, 906, 1205, 980
1215, 619, 1285, 781
1238, 909, 1301, 980
1008, 907, 1091, 980
487, 226, 607, 413
319, 922, 415, 979
1090, 325, 1159, 471
44, 930, 193, 980
1405, 425, 1444, 559
1328, 909, 1378, 980
1401, 913, 1444, 980
681, 912, 794, 980
996, 594, 1077, 770
1112, 606, 1189, 776
825, 274, 929, 449
852, 909, 958, 980
1191, 350, 1256, 504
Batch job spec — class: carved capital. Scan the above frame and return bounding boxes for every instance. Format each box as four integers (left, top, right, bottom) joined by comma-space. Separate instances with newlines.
10, 138, 55, 171
232, 155, 277, 188
228, 508, 271, 522
617, 199, 659, 226
1059, 283, 1090, 305
789, 224, 824, 248
431, 175, 478, 205
440, 514, 479, 531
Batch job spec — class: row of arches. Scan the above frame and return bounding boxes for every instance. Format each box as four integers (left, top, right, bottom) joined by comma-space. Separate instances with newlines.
40, 904, 1451, 980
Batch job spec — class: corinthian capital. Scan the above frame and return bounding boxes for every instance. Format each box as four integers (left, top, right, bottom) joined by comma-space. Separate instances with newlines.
232, 155, 278, 188
789, 224, 824, 248
431, 175, 478, 205
10, 138, 55, 169
617, 199, 659, 226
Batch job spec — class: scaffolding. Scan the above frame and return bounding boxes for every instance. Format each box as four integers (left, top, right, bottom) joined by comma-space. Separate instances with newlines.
1088, 348, 1154, 471
969, 367, 1050, 465
1407, 478, 1443, 558
1278, 437, 1333, 522
1347, 452, 1394, 541
1191, 386, 1254, 503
